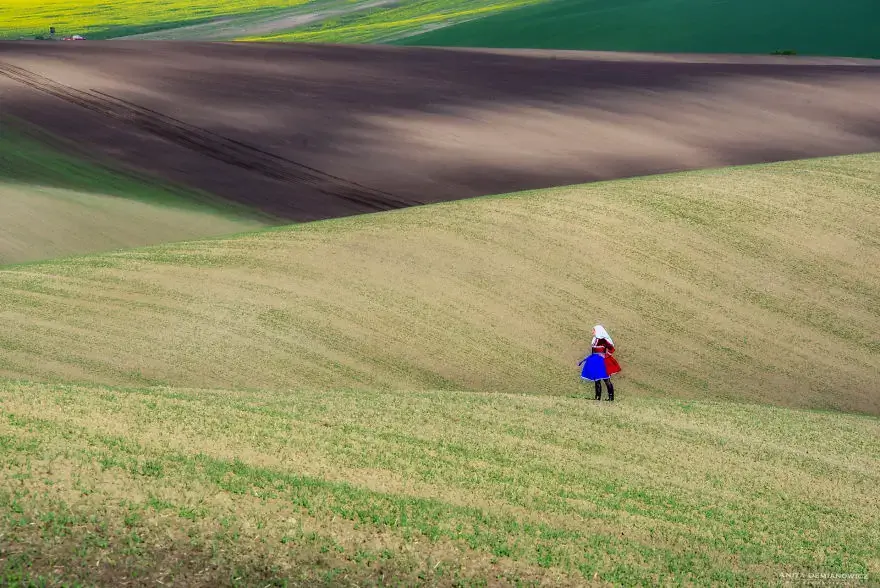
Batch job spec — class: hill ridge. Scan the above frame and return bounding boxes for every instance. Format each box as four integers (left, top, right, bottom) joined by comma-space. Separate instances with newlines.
2, 152, 878, 414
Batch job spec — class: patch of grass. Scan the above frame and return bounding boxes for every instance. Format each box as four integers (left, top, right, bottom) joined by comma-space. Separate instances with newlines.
396, 0, 880, 58
0, 381, 877, 584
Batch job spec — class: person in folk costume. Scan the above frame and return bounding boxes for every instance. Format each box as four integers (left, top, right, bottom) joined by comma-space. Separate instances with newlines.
578, 325, 621, 401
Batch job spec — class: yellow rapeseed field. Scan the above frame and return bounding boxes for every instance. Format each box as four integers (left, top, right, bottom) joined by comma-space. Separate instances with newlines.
0, 0, 309, 38
241, 0, 542, 43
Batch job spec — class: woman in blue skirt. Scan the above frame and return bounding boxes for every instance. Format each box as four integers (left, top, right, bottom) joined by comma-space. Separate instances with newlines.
578, 325, 621, 401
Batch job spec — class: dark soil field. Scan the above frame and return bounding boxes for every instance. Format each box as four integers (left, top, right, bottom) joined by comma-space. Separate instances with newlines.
2, 41, 879, 220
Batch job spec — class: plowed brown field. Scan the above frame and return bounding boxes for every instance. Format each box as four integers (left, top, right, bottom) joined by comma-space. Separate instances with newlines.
2, 41, 879, 220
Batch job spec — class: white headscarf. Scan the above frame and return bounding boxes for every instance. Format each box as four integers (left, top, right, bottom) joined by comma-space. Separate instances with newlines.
591, 325, 613, 346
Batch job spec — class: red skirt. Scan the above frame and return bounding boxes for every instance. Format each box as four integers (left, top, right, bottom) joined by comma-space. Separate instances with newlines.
604, 354, 621, 376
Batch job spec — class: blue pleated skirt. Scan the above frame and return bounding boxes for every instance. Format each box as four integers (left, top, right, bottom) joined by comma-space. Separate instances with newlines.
581, 354, 609, 381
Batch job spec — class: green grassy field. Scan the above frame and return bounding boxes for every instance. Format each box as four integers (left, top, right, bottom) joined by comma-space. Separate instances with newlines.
3, 0, 877, 53
1, 382, 878, 585
396, 0, 880, 58
2, 153, 878, 412
1, 152, 878, 585
0, 119, 271, 264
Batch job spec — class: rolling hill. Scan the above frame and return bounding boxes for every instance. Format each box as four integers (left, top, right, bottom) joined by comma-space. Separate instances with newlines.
1, 152, 878, 585
1, 38, 878, 588
396, 0, 880, 58
3, 153, 878, 414
2, 42, 879, 241
2, 0, 878, 58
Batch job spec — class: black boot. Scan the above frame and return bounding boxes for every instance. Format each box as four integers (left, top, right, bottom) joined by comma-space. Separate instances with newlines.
606, 380, 614, 401
594, 380, 602, 400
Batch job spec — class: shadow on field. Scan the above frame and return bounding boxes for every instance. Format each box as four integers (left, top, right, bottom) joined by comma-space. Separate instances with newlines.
0, 115, 274, 220
1, 41, 879, 220
1, 538, 364, 588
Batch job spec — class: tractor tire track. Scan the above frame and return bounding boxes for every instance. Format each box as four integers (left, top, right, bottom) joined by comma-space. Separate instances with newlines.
0, 62, 416, 212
